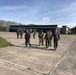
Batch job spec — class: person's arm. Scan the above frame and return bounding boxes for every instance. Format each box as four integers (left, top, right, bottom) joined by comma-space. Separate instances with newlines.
29, 33, 31, 38
44, 34, 47, 39
25, 33, 26, 39
58, 34, 60, 39
38, 33, 39, 38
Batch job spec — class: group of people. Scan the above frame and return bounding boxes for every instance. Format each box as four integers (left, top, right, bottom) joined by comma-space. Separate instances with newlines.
38, 30, 60, 50
16, 28, 60, 51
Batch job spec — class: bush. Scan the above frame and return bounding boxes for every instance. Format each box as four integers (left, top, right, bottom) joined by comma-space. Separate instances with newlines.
0, 26, 6, 31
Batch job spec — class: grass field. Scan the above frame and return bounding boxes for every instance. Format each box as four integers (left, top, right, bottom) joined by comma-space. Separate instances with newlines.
0, 37, 13, 48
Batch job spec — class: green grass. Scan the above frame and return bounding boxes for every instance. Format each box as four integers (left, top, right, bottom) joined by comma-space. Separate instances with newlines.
0, 37, 14, 48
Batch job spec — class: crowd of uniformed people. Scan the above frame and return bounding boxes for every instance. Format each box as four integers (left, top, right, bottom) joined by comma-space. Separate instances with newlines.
16, 28, 60, 51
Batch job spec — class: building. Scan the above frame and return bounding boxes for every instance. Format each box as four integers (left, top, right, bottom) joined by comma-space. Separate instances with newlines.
9, 24, 62, 34
62, 26, 70, 34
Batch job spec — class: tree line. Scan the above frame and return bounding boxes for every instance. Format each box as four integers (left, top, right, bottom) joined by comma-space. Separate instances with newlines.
71, 26, 76, 34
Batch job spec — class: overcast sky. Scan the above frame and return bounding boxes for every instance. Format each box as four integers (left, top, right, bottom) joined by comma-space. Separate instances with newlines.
0, 0, 76, 28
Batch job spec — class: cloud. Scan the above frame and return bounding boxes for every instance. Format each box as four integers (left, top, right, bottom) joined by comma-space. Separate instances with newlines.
42, 2, 76, 18
0, 5, 29, 10
43, 11, 52, 16
57, 2, 76, 13
69, 13, 76, 17
65, 22, 76, 28
42, 17, 51, 22
43, 1, 76, 17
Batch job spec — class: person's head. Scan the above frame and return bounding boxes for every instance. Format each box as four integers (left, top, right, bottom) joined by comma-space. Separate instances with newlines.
47, 31, 49, 34
41, 30, 43, 32
26, 30, 28, 33
49, 30, 52, 33
49, 30, 51, 32
19, 27, 20, 29
54, 28, 58, 34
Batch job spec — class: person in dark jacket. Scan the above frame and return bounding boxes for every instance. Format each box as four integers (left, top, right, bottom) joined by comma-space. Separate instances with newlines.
53, 29, 60, 50
25, 30, 31, 47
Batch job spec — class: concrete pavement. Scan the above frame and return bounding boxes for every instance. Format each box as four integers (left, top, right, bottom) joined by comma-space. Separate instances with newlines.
49, 38, 76, 75
0, 32, 76, 75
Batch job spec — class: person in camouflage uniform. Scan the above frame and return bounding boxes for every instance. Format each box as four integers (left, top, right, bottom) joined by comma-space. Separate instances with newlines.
49, 30, 52, 46
20, 30, 23, 39
38, 30, 44, 46
53, 29, 60, 50
33, 30, 36, 39
16, 27, 21, 39
45, 31, 52, 48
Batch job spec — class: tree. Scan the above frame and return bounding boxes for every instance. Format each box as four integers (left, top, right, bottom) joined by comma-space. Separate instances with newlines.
0, 26, 6, 31
71, 26, 76, 34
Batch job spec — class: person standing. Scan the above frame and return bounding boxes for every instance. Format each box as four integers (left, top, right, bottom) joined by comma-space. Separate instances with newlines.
38, 30, 44, 46
53, 29, 60, 50
20, 30, 23, 39
45, 31, 51, 48
41, 30, 44, 45
49, 30, 52, 46
16, 30, 19, 39
33, 30, 36, 39
25, 30, 31, 47
16, 28, 21, 39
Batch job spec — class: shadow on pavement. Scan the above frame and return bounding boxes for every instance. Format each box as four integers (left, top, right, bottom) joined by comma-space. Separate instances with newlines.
14, 44, 54, 51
